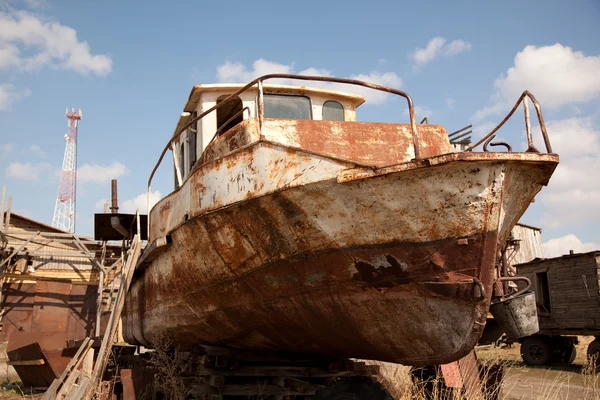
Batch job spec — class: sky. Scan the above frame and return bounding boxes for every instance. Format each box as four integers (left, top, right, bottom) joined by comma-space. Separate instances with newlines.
0, 0, 599, 258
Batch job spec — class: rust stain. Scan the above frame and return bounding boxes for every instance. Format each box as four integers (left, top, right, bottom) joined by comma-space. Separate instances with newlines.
134, 98, 559, 367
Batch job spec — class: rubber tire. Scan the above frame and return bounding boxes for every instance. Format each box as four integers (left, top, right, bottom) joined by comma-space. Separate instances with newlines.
587, 339, 600, 366
562, 343, 577, 364
311, 376, 394, 400
521, 336, 552, 366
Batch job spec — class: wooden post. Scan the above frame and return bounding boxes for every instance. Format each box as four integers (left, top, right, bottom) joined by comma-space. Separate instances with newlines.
5, 196, 11, 230
42, 337, 92, 400
84, 235, 142, 399
0, 186, 5, 230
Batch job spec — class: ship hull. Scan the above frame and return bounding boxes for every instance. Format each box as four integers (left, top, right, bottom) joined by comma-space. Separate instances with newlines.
123, 149, 557, 366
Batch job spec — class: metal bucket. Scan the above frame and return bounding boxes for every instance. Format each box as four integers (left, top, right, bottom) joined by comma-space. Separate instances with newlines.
490, 290, 539, 339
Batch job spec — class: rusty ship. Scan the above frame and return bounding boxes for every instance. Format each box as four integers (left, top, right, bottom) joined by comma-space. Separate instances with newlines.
122, 74, 558, 366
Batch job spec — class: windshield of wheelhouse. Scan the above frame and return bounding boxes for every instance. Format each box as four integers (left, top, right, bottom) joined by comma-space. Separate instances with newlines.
264, 94, 312, 120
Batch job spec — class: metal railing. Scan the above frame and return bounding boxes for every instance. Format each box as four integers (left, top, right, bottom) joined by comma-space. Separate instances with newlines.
466, 91, 553, 154
146, 78, 555, 234
146, 74, 420, 226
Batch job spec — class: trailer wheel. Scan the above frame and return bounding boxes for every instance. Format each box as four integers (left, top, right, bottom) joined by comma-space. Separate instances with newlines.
312, 376, 393, 400
587, 339, 600, 366
521, 336, 552, 366
561, 343, 577, 364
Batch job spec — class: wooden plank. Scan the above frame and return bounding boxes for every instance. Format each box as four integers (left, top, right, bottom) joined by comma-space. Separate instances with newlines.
42, 337, 92, 400
191, 383, 324, 396
194, 364, 352, 378
85, 235, 142, 398
8, 359, 45, 366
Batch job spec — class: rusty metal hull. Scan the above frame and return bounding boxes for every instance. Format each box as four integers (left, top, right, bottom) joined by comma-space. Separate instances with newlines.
123, 148, 557, 366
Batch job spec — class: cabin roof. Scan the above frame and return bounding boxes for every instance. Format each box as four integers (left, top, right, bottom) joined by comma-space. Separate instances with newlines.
515, 222, 542, 232
516, 250, 600, 267
174, 83, 367, 136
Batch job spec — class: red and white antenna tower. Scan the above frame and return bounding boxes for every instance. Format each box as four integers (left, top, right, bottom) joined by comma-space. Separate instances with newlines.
52, 108, 82, 233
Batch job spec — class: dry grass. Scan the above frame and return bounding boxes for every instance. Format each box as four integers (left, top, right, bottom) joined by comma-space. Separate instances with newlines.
140, 339, 192, 400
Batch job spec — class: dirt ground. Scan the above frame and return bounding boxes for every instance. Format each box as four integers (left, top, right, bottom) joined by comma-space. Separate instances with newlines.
0, 338, 599, 399
478, 336, 600, 400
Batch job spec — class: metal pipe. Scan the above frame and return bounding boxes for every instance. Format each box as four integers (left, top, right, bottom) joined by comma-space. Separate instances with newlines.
466, 91, 552, 153
450, 131, 473, 142
523, 97, 534, 151
448, 125, 473, 138
146, 74, 421, 233
96, 269, 104, 337
110, 180, 118, 214
258, 80, 264, 133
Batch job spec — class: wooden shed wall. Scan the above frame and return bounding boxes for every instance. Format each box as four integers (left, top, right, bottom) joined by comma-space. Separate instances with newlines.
517, 252, 600, 332
509, 224, 543, 265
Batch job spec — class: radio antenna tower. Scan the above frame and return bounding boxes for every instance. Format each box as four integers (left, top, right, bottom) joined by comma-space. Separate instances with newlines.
53, 108, 82, 233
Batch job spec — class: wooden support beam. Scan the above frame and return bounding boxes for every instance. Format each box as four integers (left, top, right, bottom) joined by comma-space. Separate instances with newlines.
8, 359, 45, 366
85, 235, 142, 399
42, 337, 93, 400
5, 196, 11, 229
0, 186, 6, 231
0, 230, 40, 271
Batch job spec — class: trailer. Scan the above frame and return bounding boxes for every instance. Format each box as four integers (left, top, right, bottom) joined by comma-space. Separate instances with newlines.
515, 251, 600, 365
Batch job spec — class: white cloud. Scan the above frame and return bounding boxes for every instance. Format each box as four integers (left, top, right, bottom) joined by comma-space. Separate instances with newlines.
446, 98, 455, 109
5, 161, 50, 180
345, 72, 402, 105
28, 143, 47, 157
0, 143, 14, 155
543, 234, 599, 258
444, 39, 472, 56
78, 161, 128, 184
0, 83, 30, 110
539, 155, 600, 227
215, 59, 402, 105
121, 191, 162, 214
410, 37, 472, 67
94, 198, 109, 212
472, 121, 496, 139
216, 59, 293, 83
0, 10, 112, 76
538, 117, 600, 158
534, 116, 600, 229
404, 105, 433, 121
473, 44, 600, 121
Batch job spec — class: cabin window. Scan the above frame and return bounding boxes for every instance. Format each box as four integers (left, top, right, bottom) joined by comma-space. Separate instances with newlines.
264, 94, 311, 120
188, 112, 197, 172
322, 100, 345, 121
535, 272, 551, 313
216, 95, 243, 135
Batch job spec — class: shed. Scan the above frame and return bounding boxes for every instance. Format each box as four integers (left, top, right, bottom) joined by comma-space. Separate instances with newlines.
516, 251, 600, 335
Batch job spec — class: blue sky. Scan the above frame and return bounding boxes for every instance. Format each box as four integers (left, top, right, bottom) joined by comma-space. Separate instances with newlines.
1, 0, 599, 257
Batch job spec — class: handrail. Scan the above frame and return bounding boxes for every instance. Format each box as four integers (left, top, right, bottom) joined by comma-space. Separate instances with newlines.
493, 276, 532, 303
466, 91, 553, 153
212, 106, 251, 142
146, 74, 419, 232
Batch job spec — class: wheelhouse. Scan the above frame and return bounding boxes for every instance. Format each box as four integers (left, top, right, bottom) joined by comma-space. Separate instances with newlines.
170, 84, 365, 188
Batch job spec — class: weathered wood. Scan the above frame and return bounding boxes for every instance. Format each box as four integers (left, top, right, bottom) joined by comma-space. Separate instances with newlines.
517, 252, 600, 335
42, 337, 93, 400
8, 359, 45, 366
194, 364, 352, 378
85, 235, 142, 399
191, 382, 324, 396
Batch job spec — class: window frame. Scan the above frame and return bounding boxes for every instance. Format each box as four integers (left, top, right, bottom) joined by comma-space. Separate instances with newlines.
263, 93, 313, 120
322, 100, 345, 121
